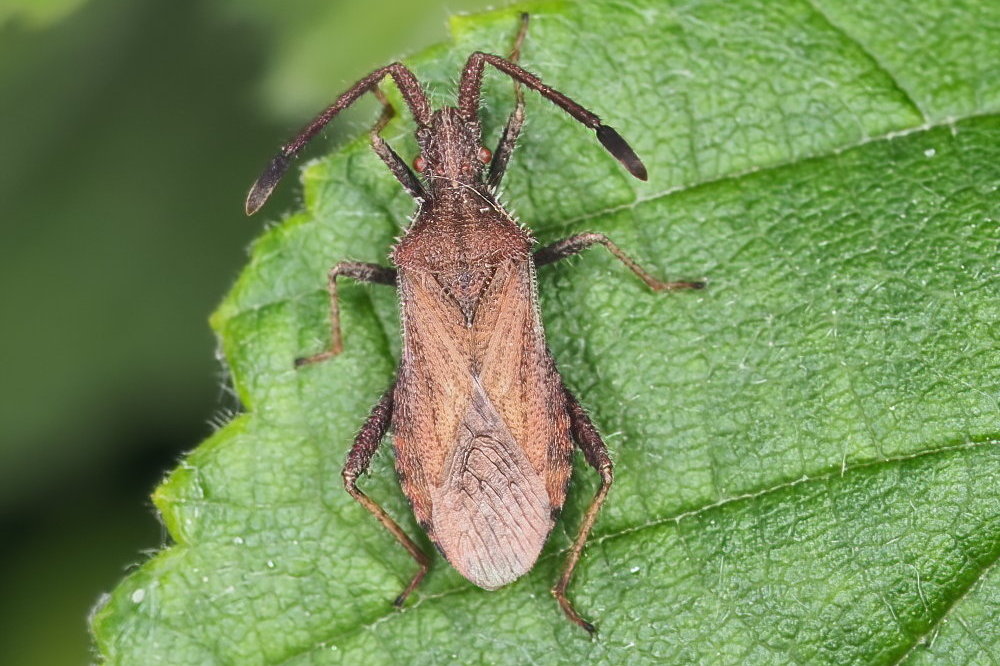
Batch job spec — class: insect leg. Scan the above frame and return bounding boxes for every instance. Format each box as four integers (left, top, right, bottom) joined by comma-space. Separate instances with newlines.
343, 383, 431, 607
370, 87, 425, 200
487, 13, 529, 190
295, 262, 397, 367
534, 232, 705, 291
553, 387, 614, 634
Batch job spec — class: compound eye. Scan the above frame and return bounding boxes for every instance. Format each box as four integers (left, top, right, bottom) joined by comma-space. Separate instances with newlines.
413, 155, 426, 173
478, 146, 492, 164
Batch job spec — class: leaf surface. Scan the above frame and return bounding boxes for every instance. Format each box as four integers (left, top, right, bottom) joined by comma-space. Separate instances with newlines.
92, 0, 1000, 663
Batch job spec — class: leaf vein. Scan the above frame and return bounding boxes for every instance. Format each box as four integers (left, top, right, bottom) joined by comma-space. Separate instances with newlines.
550, 112, 996, 238
802, 0, 928, 123
893, 546, 1000, 665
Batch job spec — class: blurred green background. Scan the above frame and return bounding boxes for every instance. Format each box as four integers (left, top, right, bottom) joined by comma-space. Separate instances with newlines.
0, 0, 493, 663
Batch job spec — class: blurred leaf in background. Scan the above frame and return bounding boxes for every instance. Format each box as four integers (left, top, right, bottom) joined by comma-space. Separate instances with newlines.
0, 0, 490, 664
0, 0, 89, 28
89, 0, 999, 663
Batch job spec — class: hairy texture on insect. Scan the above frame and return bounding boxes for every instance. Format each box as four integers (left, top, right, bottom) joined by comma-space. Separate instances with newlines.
245, 13, 703, 633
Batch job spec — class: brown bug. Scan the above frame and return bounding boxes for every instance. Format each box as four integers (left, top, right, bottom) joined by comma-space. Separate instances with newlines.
245, 14, 703, 633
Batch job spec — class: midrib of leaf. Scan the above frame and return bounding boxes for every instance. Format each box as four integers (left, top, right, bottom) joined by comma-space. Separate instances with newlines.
273, 437, 1000, 661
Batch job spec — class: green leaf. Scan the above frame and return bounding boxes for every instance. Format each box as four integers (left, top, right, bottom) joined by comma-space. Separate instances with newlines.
91, 0, 1000, 663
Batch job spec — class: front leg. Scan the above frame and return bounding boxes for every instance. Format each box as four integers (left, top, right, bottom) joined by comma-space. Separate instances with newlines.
343, 382, 431, 607
369, 87, 425, 200
534, 232, 705, 291
295, 261, 397, 367
487, 13, 529, 190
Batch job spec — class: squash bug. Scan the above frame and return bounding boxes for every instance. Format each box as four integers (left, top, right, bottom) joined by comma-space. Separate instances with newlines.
245, 14, 703, 633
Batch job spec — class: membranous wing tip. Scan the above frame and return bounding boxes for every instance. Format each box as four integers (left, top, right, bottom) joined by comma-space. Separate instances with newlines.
430, 379, 552, 590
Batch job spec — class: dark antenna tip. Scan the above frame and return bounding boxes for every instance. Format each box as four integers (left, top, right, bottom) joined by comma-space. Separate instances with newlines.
596, 125, 647, 181
245, 153, 291, 215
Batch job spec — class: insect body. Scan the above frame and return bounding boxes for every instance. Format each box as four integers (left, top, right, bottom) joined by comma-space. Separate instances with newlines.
246, 15, 703, 633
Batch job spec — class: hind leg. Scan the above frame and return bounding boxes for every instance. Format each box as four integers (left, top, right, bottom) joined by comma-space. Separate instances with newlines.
342, 383, 430, 607
552, 386, 615, 634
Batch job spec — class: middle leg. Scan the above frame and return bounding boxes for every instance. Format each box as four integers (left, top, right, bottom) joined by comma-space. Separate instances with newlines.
534, 232, 705, 291
295, 261, 397, 367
